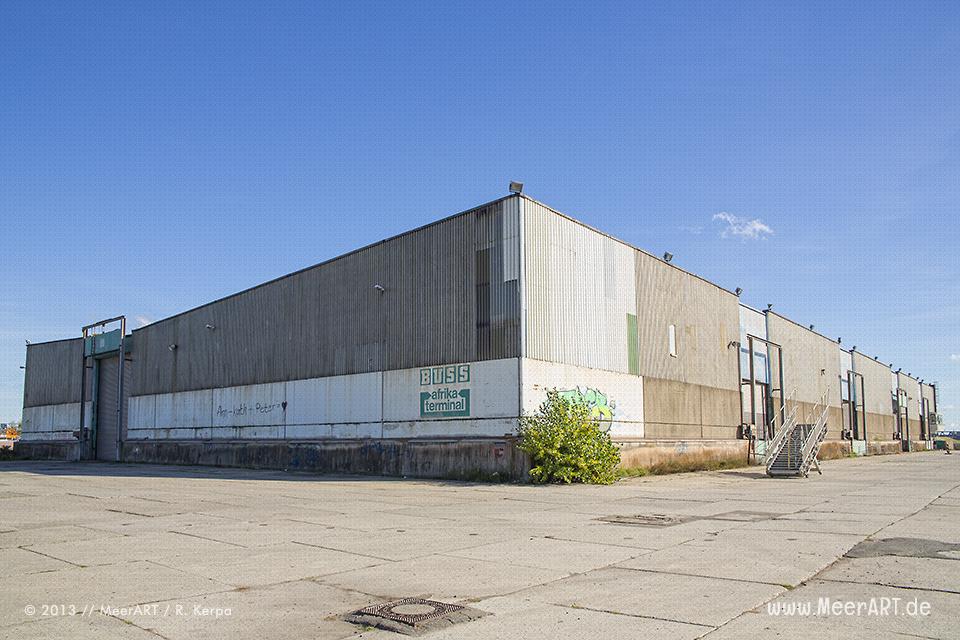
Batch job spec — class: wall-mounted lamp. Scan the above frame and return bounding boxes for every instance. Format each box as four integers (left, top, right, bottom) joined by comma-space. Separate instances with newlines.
766, 303, 773, 311
19, 365, 25, 369
25, 339, 31, 345
509, 181, 524, 194
734, 287, 743, 296
205, 324, 216, 331
820, 368, 826, 375
372, 284, 385, 293
168, 344, 177, 351
727, 340, 740, 349
851, 345, 856, 351
663, 252, 673, 263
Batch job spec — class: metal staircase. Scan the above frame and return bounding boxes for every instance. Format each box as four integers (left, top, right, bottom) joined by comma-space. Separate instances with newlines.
764, 392, 830, 478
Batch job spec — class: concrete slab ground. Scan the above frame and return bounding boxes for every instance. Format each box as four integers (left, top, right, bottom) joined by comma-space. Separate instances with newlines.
1, 451, 958, 639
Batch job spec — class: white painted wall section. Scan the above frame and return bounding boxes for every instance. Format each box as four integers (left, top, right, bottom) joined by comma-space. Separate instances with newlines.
127, 359, 519, 441
20, 402, 91, 441
521, 359, 644, 439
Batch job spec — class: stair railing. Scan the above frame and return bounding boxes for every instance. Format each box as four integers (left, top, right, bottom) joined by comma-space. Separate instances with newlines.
798, 392, 831, 477
763, 389, 799, 470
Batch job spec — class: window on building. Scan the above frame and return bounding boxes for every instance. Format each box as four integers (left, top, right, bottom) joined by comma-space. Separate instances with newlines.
668, 324, 677, 357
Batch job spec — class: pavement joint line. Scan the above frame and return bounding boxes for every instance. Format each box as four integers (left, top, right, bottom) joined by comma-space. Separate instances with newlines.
614, 565, 797, 588
100, 610, 175, 640
128, 495, 176, 504
167, 529, 249, 548
142, 558, 243, 589
105, 508, 158, 518
288, 539, 400, 563
18, 545, 87, 568
552, 603, 716, 629
816, 577, 960, 596
542, 534, 663, 553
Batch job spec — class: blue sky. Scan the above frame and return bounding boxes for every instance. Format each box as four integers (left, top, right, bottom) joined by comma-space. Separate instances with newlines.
1, 2, 958, 427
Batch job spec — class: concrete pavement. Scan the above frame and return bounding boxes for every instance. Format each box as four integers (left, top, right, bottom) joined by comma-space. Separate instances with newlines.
1, 452, 958, 639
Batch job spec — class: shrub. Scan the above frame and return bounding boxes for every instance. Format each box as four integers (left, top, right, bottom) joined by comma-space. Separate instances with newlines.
517, 389, 621, 484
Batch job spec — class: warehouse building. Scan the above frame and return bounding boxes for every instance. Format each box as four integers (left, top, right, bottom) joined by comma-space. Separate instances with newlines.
18, 192, 940, 478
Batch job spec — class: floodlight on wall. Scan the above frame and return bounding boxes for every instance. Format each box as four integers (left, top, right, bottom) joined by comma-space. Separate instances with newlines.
852, 346, 856, 351
168, 344, 177, 351
735, 287, 742, 296
509, 181, 524, 194
19, 365, 25, 369
766, 303, 773, 311
837, 337, 842, 343
205, 324, 216, 331
663, 252, 673, 262
809, 324, 815, 330
372, 284, 385, 293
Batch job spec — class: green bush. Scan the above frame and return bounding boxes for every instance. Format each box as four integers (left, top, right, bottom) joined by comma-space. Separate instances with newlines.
517, 389, 621, 484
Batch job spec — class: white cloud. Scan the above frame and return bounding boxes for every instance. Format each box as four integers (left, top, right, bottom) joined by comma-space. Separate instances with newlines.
950, 354, 960, 362
135, 315, 153, 327
712, 212, 774, 240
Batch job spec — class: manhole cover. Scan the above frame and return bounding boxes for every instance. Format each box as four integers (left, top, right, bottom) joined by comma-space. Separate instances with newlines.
356, 598, 463, 625
596, 514, 692, 527
344, 598, 487, 636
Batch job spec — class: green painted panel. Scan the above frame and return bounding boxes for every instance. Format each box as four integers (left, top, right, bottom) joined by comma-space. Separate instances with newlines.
627, 313, 639, 375
84, 329, 122, 356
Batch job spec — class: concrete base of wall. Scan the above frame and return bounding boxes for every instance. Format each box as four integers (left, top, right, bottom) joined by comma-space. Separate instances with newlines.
817, 440, 853, 460
121, 438, 531, 481
10, 440, 80, 461
617, 439, 749, 469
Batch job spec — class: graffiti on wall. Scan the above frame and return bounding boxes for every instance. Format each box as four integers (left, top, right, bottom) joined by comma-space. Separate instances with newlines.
216, 401, 286, 419
558, 387, 616, 422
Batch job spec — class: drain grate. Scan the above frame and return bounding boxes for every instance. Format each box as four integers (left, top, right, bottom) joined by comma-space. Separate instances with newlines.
344, 598, 487, 636
355, 598, 463, 625
596, 514, 693, 527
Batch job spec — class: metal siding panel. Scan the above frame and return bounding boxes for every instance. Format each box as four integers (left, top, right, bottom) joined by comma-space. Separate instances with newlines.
23, 339, 84, 408
522, 200, 638, 373
129, 200, 515, 396
852, 352, 893, 416
96, 356, 120, 460
767, 314, 842, 406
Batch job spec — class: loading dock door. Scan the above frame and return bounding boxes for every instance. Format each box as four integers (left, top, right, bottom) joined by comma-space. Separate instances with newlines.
96, 356, 120, 461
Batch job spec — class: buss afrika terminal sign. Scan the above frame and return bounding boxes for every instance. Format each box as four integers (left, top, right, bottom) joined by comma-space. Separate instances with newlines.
419, 364, 471, 418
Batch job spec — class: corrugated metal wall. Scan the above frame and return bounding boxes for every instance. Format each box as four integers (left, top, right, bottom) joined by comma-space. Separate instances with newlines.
131, 197, 521, 396
921, 383, 936, 415
897, 372, 922, 417
633, 251, 740, 390
523, 199, 638, 373
767, 313, 841, 407
852, 352, 893, 415
22, 339, 85, 408
522, 200, 741, 387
